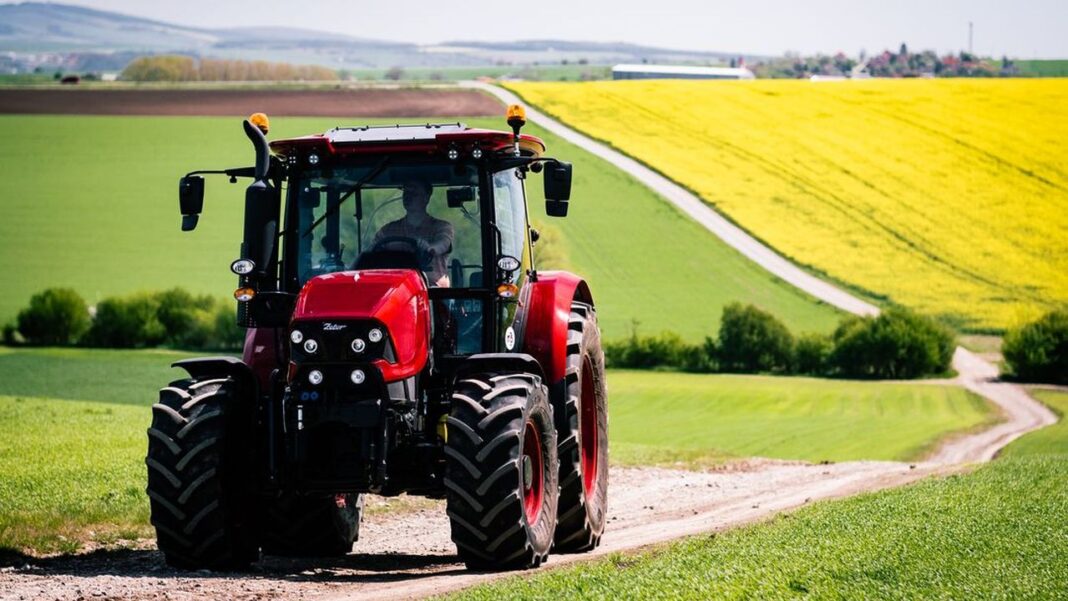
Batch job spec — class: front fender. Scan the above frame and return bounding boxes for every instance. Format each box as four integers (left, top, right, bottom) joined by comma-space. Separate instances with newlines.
172, 356, 259, 401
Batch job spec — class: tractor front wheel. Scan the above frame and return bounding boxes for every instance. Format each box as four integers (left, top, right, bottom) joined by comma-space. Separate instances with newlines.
145, 377, 258, 570
445, 371, 559, 570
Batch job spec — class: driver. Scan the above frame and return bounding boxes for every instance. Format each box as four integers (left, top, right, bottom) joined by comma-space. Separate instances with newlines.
371, 178, 454, 287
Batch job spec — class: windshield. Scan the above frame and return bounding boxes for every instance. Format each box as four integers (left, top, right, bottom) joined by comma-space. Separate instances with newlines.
291, 162, 484, 288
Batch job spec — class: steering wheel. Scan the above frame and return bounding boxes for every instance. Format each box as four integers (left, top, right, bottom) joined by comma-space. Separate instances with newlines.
369, 235, 433, 271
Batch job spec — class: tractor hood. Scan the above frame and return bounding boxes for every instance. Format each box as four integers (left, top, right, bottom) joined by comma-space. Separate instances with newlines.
292, 269, 430, 382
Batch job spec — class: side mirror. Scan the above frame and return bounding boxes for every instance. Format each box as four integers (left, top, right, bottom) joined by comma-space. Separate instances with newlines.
447, 186, 476, 208
179, 175, 205, 231
544, 160, 572, 217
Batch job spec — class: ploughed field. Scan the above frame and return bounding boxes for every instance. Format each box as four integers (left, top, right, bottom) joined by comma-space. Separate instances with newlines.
0, 347, 993, 556
0, 87, 502, 117
0, 111, 841, 340
506, 79, 1068, 331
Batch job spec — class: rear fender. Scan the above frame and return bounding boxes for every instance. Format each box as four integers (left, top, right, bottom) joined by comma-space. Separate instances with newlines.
518, 271, 593, 384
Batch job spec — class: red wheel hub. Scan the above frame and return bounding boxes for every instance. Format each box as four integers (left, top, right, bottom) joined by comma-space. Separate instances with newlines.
522, 419, 544, 523
580, 356, 599, 499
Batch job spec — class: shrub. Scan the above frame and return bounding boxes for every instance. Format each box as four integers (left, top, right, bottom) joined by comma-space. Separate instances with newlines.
795, 332, 833, 375
3, 322, 23, 345
605, 328, 694, 369
84, 292, 166, 348
679, 338, 718, 373
15, 288, 91, 345
210, 302, 245, 351
828, 308, 955, 379
716, 303, 794, 373
156, 287, 217, 346
1002, 309, 1068, 384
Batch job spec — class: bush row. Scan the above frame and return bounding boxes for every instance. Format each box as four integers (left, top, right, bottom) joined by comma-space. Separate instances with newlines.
1002, 309, 1068, 384
5, 288, 243, 351
605, 303, 956, 379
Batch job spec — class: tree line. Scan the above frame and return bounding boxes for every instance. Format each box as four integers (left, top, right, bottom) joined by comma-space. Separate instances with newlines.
120, 55, 339, 82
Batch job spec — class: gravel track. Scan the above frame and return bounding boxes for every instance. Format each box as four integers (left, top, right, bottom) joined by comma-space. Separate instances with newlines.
0, 84, 1057, 600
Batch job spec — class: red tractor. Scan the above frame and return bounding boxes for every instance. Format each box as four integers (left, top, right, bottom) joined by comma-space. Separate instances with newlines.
147, 107, 608, 571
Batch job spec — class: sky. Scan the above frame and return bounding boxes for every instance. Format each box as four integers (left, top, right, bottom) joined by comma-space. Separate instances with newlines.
23, 0, 1068, 58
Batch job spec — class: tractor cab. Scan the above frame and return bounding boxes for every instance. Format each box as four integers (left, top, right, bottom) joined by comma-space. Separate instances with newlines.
155, 106, 606, 573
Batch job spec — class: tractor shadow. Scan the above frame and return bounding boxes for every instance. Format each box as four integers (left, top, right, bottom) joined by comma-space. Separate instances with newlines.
3, 548, 468, 583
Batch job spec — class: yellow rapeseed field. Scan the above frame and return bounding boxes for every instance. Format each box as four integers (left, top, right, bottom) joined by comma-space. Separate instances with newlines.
506, 79, 1068, 331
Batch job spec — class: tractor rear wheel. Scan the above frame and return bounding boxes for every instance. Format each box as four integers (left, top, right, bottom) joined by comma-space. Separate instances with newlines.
145, 377, 258, 570
261, 493, 362, 557
553, 303, 609, 552
445, 371, 558, 570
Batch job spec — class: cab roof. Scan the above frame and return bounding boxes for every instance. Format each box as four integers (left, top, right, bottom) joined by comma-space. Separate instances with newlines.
269, 123, 546, 162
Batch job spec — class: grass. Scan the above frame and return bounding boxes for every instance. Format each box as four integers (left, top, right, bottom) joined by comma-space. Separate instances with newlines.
0, 113, 842, 340
507, 79, 1068, 331
0, 396, 151, 556
0, 348, 996, 555
446, 394, 1068, 600
0, 347, 201, 405
609, 370, 994, 465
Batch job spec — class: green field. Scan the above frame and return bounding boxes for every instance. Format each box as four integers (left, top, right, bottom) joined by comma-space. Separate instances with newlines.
450, 392, 1068, 601
609, 370, 994, 464
343, 64, 612, 82
1015, 60, 1068, 77
0, 113, 841, 341
0, 346, 200, 405
0, 347, 993, 555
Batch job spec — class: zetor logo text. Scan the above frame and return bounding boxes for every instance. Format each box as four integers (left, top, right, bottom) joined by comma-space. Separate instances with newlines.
322, 322, 347, 331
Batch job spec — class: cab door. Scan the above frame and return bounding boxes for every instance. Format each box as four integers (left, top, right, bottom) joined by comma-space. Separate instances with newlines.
490, 167, 534, 353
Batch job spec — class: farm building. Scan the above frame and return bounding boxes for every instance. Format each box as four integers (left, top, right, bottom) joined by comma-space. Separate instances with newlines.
612, 64, 755, 80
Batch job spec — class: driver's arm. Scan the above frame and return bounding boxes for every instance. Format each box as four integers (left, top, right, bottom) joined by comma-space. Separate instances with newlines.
426, 221, 454, 257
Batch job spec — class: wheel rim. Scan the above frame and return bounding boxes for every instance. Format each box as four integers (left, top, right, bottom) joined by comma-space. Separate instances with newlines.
522, 419, 544, 524
580, 355, 599, 499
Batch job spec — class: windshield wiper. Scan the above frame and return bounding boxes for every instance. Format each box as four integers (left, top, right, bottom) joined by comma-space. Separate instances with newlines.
301, 156, 392, 239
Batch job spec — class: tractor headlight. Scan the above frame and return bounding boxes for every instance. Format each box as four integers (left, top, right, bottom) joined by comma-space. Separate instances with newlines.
303, 339, 318, 354
290, 330, 304, 344
230, 259, 256, 275
350, 369, 366, 385
308, 153, 320, 165
308, 370, 323, 385
447, 147, 460, 161
471, 146, 483, 159
351, 338, 366, 353
368, 328, 383, 343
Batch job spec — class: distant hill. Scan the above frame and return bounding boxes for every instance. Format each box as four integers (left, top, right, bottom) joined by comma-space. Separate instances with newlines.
0, 2, 758, 71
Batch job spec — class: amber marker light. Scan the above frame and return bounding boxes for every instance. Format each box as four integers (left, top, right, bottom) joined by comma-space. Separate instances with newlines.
249, 112, 270, 134
497, 283, 519, 298
234, 287, 256, 302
